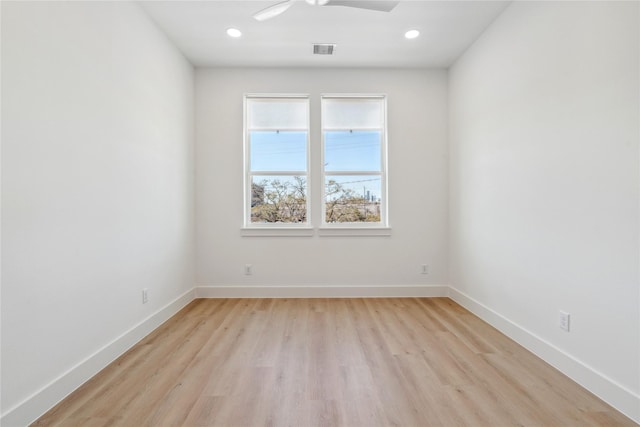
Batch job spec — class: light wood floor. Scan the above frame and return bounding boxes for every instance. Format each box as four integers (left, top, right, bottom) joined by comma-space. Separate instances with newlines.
33, 298, 636, 426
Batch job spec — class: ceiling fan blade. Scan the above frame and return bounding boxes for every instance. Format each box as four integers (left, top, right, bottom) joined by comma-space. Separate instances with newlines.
324, 0, 399, 12
253, 0, 294, 21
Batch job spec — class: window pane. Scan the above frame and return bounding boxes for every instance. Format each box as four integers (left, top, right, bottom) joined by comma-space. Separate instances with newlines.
323, 98, 383, 129
324, 175, 381, 223
251, 176, 307, 223
324, 130, 381, 172
248, 99, 308, 130
250, 131, 307, 172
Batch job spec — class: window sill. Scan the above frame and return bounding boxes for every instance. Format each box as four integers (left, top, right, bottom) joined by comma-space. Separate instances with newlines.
241, 227, 314, 237
240, 226, 391, 237
317, 227, 392, 237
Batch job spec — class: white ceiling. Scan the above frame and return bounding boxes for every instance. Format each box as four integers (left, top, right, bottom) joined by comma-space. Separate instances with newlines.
139, 0, 511, 68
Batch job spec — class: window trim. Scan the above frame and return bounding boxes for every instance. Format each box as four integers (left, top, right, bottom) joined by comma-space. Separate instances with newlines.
243, 94, 311, 228
320, 94, 389, 228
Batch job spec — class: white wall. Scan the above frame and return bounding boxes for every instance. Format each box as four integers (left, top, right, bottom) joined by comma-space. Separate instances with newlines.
1, 1, 195, 424
4, 0, 637, 424
196, 68, 448, 294
449, 1, 639, 421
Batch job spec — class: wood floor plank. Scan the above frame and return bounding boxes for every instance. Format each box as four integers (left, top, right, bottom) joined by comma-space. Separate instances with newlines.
419, 298, 498, 355
113, 299, 236, 426
32, 298, 638, 427
34, 299, 216, 426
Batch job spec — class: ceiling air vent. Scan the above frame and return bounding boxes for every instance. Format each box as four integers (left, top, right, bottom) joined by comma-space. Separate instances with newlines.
313, 44, 335, 55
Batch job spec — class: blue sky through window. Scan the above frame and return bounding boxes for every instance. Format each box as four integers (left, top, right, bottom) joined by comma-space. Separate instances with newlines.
324, 131, 381, 172
249, 130, 381, 172
250, 131, 307, 171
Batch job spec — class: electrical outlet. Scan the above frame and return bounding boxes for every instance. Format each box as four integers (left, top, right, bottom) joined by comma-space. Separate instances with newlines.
245, 264, 252, 275
421, 264, 429, 275
559, 311, 570, 332
142, 288, 148, 304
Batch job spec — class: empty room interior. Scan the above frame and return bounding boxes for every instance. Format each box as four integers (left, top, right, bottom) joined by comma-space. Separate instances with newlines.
1, 0, 639, 425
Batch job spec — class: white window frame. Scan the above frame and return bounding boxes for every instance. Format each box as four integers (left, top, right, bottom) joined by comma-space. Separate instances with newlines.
320, 94, 389, 230
243, 94, 312, 233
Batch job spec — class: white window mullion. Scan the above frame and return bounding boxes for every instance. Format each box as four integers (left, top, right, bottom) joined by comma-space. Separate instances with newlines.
323, 171, 382, 176
250, 171, 307, 176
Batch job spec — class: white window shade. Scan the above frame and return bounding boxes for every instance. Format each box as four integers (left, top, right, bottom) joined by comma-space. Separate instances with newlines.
247, 98, 308, 130
323, 98, 383, 129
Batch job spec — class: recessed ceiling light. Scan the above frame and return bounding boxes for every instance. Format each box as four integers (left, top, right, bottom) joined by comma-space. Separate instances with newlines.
404, 29, 420, 39
226, 28, 242, 38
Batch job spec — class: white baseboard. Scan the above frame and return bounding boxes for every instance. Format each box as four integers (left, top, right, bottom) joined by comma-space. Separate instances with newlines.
448, 286, 640, 424
195, 284, 449, 299
5, 285, 637, 426
0, 288, 196, 427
